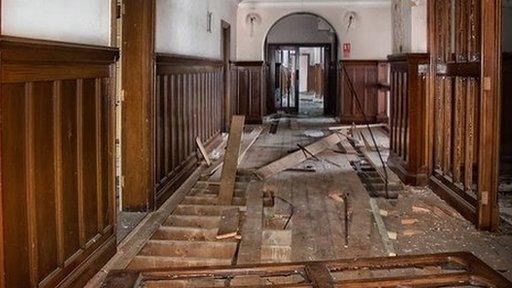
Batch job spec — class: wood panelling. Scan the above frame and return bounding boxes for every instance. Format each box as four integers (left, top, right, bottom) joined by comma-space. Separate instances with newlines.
387, 54, 429, 186
307, 64, 325, 97
338, 60, 386, 124
0, 36, 118, 287
501, 53, 512, 162
426, 0, 502, 230
232, 62, 268, 124
153, 54, 224, 208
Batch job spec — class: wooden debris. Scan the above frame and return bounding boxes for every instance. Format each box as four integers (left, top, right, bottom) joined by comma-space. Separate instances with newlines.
412, 205, 431, 214
387, 231, 398, 240
329, 193, 345, 203
196, 137, 212, 166
255, 133, 343, 179
218, 116, 245, 205
329, 123, 387, 131
285, 168, 316, 173
401, 218, 419, 225
216, 208, 240, 240
402, 230, 422, 237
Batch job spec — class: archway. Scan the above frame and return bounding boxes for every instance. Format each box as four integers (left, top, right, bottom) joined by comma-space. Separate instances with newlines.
264, 13, 339, 116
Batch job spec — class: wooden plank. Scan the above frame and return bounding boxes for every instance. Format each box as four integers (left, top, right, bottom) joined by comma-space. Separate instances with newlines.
328, 123, 386, 131
196, 137, 212, 166
202, 126, 263, 178
218, 116, 245, 205
237, 181, 263, 264
255, 133, 343, 179
369, 198, 396, 257
216, 208, 240, 240
305, 262, 334, 288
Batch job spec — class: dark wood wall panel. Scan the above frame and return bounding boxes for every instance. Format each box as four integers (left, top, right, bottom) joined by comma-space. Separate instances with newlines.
501, 53, 512, 162
425, 0, 501, 230
154, 54, 224, 208
231, 62, 268, 124
338, 60, 386, 124
0, 37, 118, 288
387, 54, 429, 186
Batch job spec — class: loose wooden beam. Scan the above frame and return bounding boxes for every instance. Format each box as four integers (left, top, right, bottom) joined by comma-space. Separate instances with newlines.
196, 137, 212, 166
255, 133, 343, 179
237, 181, 263, 264
218, 116, 245, 205
328, 123, 387, 131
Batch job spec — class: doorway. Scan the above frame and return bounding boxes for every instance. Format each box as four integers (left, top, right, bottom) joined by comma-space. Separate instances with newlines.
264, 13, 338, 117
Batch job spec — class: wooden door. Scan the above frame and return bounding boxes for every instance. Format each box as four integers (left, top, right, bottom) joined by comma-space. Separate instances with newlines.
428, 0, 502, 230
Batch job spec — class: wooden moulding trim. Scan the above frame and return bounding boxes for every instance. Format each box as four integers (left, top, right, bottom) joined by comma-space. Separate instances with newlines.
0, 36, 119, 64
429, 176, 477, 223
435, 62, 480, 77
155, 53, 223, 67
339, 59, 385, 65
103, 252, 512, 287
232, 61, 266, 67
387, 53, 430, 62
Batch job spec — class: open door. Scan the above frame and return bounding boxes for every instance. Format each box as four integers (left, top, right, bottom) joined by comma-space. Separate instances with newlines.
427, 0, 502, 230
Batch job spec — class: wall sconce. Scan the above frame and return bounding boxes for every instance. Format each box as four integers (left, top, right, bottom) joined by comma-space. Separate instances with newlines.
207, 11, 213, 33
245, 13, 261, 37
343, 11, 358, 32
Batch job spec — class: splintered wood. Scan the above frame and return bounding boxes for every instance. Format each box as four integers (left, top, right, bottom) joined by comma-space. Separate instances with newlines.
255, 133, 344, 179
218, 116, 245, 205
196, 137, 212, 166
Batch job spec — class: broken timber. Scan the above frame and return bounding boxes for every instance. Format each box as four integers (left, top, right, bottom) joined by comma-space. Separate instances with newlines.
328, 123, 387, 131
218, 115, 245, 205
255, 133, 344, 179
202, 126, 264, 178
104, 252, 512, 287
196, 137, 212, 166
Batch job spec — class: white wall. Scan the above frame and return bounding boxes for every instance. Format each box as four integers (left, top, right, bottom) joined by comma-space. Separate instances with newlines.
156, 0, 238, 59
392, 0, 427, 54
237, 1, 393, 61
1, 0, 111, 46
267, 14, 334, 44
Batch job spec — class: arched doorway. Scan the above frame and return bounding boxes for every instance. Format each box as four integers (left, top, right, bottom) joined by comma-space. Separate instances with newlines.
264, 13, 338, 117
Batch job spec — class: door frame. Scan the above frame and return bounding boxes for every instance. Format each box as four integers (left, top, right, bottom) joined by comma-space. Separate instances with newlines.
266, 43, 334, 115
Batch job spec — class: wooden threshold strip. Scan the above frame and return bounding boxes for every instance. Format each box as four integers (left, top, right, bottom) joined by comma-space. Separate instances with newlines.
103, 252, 511, 287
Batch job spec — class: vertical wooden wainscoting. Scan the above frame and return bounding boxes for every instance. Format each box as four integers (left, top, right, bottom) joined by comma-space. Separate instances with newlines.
427, 0, 501, 230
232, 62, 268, 124
339, 60, 386, 124
502, 53, 512, 162
0, 37, 118, 287
153, 54, 224, 207
387, 54, 429, 186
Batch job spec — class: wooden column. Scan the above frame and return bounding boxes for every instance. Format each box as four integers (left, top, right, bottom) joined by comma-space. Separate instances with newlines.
387, 53, 429, 186
122, 0, 156, 211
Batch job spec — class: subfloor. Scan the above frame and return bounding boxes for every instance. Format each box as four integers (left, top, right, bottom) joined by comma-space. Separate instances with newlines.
90, 116, 512, 285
